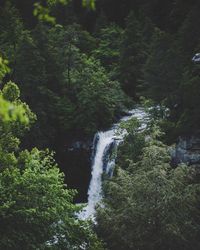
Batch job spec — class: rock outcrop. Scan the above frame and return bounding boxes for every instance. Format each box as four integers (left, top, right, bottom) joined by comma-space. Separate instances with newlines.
171, 136, 200, 166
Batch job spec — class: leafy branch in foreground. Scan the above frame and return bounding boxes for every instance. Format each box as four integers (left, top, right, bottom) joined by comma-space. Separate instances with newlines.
34, 0, 96, 24
0, 56, 31, 124
0, 56, 104, 249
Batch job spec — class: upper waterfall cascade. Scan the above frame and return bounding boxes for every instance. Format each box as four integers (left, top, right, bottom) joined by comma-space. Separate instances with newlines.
79, 108, 147, 220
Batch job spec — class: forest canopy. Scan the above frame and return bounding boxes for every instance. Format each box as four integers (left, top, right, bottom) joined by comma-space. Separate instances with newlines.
1, 0, 200, 249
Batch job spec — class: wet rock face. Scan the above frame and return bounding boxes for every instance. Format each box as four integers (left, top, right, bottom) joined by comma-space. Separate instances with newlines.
68, 140, 92, 151
171, 136, 200, 166
55, 139, 93, 203
102, 141, 116, 172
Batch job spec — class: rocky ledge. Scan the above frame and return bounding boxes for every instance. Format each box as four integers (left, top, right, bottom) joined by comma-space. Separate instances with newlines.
171, 136, 200, 166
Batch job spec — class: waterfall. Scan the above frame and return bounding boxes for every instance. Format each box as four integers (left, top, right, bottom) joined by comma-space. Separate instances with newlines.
79, 108, 147, 220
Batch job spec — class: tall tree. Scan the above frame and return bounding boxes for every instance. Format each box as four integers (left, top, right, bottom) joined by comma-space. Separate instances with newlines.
96, 127, 200, 250
119, 11, 147, 98
143, 28, 183, 105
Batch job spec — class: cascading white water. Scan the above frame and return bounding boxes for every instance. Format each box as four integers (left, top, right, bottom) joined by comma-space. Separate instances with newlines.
79, 108, 147, 220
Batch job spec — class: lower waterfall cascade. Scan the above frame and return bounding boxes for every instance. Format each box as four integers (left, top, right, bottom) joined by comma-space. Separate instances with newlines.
79, 108, 147, 220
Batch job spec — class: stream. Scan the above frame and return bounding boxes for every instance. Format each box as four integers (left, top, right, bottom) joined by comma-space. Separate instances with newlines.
79, 108, 147, 220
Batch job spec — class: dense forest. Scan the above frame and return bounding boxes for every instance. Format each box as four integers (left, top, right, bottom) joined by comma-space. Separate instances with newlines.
1, 0, 200, 249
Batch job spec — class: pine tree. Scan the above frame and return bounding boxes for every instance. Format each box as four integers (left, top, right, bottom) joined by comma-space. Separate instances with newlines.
119, 11, 147, 98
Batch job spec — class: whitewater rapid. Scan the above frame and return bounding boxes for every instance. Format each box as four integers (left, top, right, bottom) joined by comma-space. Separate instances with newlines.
79, 108, 147, 220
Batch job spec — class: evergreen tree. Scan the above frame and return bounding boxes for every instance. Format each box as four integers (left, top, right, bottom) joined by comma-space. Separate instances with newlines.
143, 28, 183, 105
178, 1, 200, 60
0, 2, 24, 70
96, 127, 200, 250
0, 78, 103, 250
93, 23, 123, 79
119, 11, 147, 98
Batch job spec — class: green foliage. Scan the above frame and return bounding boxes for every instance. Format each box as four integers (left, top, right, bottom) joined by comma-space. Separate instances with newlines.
0, 96, 24, 123
96, 131, 200, 250
0, 3, 128, 148
2, 81, 20, 101
17, 24, 127, 145
14, 29, 47, 104
137, 1, 200, 139
1, 1, 200, 250
0, 55, 32, 124
0, 148, 103, 250
0, 81, 36, 170
71, 55, 126, 134
33, 0, 96, 24
82, 0, 96, 10
0, 56, 102, 249
1, 81, 36, 125
69, 24, 97, 55
119, 11, 149, 97
93, 24, 123, 77
178, 2, 200, 59
171, 68, 200, 136
0, 56, 10, 81
142, 28, 183, 103
0, 2, 23, 64
33, 2, 56, 24
116, 117, 145, 170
